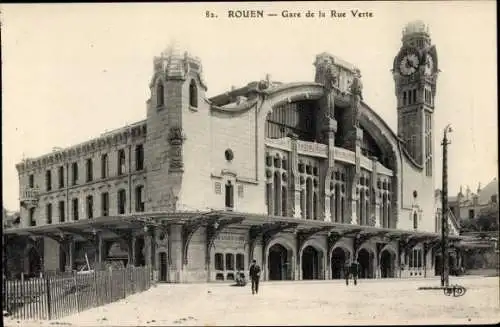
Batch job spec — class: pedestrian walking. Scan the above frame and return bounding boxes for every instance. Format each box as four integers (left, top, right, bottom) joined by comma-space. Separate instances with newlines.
344, 261, 351, 286
350, 259, 360, 286
249, 259, 261, 295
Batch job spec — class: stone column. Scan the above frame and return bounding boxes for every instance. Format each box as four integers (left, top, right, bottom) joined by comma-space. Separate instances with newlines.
96, 234, 105, 270
64, 238, 75, 272
169, 224, 183, 283
131, 234, 137, 267
324, 194, 332, 222
290, 134, 302, 219
145, 232, 152, 267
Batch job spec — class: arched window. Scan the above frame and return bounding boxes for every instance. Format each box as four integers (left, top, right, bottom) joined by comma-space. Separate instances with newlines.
313, 192, 318, 220
156, 82, 164, 107
273, 172, 281, 216
266, 183, 272, 215
359, 191, 365, 225
340, 197, 345, 223
365, 199, 370, 226
225, 181, 234, 209
382, 194, 387, 228
306, 178, 312, 219
189, 79, 198, 108
281, 186, 287, 217
300, 189, 305, 219
334, 184, 340, 223
117, 189, 126, 215
135, 185, 145, 212
330, 193, 335, 222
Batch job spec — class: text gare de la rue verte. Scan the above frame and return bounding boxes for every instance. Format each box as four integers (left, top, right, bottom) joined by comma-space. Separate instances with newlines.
224, 9, 374, 19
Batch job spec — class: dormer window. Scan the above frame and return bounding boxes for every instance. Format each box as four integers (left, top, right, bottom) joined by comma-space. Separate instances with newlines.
156, 81, 165, 107
189, 79, 198, 108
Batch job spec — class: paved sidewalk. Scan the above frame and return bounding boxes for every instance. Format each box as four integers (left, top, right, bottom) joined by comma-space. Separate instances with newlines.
5, 277, 499, 326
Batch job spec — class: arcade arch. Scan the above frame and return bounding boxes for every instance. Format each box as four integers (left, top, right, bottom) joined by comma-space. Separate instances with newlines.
357, 248, 375, 279
330, 246, 351, 279
301, 245, 324, 280
380, 248, 397, 278
267, 241, 294, 281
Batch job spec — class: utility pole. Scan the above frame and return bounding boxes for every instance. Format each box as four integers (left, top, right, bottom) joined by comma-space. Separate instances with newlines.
441, 124, 452, 287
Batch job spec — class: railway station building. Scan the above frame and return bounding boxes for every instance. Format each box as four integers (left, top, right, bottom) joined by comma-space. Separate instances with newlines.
5, 21, 464, 283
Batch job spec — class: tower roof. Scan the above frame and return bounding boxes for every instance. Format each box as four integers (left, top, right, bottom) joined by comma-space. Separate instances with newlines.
402, 20, 430, 38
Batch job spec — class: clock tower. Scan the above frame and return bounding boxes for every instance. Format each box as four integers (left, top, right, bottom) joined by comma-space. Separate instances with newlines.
393, 20, 438, 176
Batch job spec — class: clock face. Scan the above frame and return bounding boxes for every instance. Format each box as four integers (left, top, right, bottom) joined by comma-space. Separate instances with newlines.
425, 54, 434, 75
399, 53, 419, 76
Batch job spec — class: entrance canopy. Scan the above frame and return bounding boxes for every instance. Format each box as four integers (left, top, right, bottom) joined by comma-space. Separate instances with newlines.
4, 210, 462, 245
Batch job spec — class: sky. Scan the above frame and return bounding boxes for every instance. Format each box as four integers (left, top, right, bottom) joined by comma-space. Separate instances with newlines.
1, 1, 497, 211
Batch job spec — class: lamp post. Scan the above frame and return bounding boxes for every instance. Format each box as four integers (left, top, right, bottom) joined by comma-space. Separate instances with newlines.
441, 124, 452, 287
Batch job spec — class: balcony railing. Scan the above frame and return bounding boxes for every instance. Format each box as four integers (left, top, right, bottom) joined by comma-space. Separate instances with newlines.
20, 187, 40, 207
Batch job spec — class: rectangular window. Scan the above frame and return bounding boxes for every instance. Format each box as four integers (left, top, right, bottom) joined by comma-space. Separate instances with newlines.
236, 254, 245, 271
59, 201, 65, 223
29, 174, 34, 188
71, 162, 78, 185
58, 166, 64, 188
101, 154, 108, 179
412, 89, 417, 104
403, 91, 407, 106
118, 189, 126, 214
118, 149, 126, 176
101, 192, 109, 216
135, 144, 144, 171
86, 158, 93, 182
29, 208, 36, 226
214, 253, 224, 270
225, 181, 234, 209
46, 203, 52, 224
225, 253, 234, 270
135, 186, 145, 212
72, 198, 79, 221
86, 196, 93, 219
46, 170, 52, 191
468, 209, 474, 219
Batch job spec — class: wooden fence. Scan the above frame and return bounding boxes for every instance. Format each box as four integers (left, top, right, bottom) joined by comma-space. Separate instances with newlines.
2, 265, 152, 320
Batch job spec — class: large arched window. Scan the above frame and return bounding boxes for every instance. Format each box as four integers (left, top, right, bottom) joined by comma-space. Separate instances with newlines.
273, 172, 281, 216
156, 81, 164, 107
305, 178, 312, 219
189, 79, 198, 108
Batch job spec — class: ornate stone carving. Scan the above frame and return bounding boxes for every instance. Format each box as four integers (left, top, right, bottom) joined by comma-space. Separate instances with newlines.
168, 127, 186, 171
258, 74, 272, 90
349, 69, 364, 128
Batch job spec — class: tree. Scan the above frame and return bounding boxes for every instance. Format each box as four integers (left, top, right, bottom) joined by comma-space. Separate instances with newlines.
476, 205, 499, 232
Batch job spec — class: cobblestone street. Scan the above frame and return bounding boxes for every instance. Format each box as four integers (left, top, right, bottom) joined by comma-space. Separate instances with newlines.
5, 276, 499, 326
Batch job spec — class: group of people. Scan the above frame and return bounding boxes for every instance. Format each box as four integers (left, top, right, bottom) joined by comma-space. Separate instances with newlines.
240, 258, 361, 295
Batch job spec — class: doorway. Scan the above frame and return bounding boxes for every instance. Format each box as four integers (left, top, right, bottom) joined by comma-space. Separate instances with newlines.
159, 252, 168, 282
268, 243, 289, 280
380, 249, 395, 278
331, 247, 348, 279
358, 248, 373, 278
302, 246, 321, 280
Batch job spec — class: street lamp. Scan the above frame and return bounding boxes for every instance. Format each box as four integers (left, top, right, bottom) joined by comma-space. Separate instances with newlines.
441, 124, 452, 287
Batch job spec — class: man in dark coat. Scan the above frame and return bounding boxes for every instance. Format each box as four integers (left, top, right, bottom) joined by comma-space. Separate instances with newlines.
350, 259, 360, 286
344, 261, 351, 286
249, 259, 261, 295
